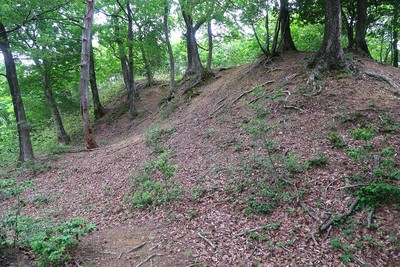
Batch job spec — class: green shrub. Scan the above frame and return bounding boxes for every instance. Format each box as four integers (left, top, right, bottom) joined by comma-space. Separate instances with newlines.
349, 126, 377, 141
327, 132, 347, 149
144, 127, 174, 153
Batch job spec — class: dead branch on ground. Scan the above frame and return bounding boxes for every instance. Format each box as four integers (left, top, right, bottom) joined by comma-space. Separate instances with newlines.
135, 254, 163, 267
197, 232, 216, 250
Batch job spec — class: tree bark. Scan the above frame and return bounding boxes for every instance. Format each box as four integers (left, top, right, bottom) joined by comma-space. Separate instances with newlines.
355, 0, 371, 56
265, 0, 270, 54
126, 2, 137, 118
181, 5, 205, 82
79, 0, 97, 149
207, 21, 213, 72
140, 44, 154, 87
277, 0, 297, 53
0, 22, 34, 162
393, 1, 399, 67
163, 1, 175, 98
90, 45, 105, 119
33, 58, 71, 144
313, 0, 345, 70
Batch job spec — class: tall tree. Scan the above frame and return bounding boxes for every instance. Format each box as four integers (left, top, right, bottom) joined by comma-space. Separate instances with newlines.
355, 0, 371, 56
0, 22, 34, 161
393, 1, 399, 67
163, 0, 175, 97
273, 0, 297, 54
312, 0, 345, 70
80, 0, 98, 149
90, 44, 106, 119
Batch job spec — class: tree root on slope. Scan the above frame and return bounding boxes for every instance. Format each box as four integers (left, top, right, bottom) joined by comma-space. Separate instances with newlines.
364, 71, 400, 95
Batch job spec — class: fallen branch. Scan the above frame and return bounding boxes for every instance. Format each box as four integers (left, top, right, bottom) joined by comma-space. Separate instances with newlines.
197, 232, 216, 250
135, 254, 162, 267
367, 208, 375, 228
232, 81, 275, 104
215, 96, 227, 106
127, 242, 146, 253
319, 197, 360, 232
364, 71, 400, 95
208, 104, 225, 118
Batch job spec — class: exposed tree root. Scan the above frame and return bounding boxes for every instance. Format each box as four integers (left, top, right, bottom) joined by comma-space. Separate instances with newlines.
364, 71, 400, 95
135, 254, 163, 267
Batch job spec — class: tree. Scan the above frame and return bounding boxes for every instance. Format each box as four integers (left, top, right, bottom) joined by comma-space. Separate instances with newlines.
80, 0, 98, 149
163, 0, 175, 97
355, 0, 371, 56
273, 0, 297, 54
0, 22, 34, 162
90, 43, 106, 119
311, 0, 345, 71
393, 0, 399, 67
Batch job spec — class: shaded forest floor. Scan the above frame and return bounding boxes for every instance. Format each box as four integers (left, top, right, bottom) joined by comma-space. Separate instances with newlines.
3, 52, 400, 266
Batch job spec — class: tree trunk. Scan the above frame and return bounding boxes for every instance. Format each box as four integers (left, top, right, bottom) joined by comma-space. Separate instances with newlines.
393, 1, 399, 67
79, 0, 97, 149
277, 0, 297, 53
33, 58, 71, 144
207, 21, 213, 72
127, 2, 137, 118
355, 0, 371, 56
314, 0, 345, 70
342, 9, 355, 49
140, 45, 154, 87
0, 22, 34, 162
163, 1, 175, 98
90, 45, 105, 119
182, 8, 205, 81
265, 0, 270, 54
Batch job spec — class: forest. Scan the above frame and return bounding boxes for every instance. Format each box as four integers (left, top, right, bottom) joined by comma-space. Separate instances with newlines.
1, 0, 400, 266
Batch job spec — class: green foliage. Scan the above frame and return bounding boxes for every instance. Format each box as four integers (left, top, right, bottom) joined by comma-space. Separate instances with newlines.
144, 126, 175, 153
330, 237, 354, 264
326, 132, 347, 149
349, 126, 377, 141
1, 216, 94, 267
357, 183, 400, 208
130, 151, 180, 209
305, 152, 328, 169
379, 113, 400, 133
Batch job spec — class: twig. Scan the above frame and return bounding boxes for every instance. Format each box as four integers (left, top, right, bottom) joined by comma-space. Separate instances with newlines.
337, 183, 369, 190
127, 242, 146, 253
197, 232, 216, 250
299, 200, 322, 223
323, 225, 333, 242
215, 96, 227, 106
367, 208, 375, 228
208, 104, 225, 118
135, 254, 163, 267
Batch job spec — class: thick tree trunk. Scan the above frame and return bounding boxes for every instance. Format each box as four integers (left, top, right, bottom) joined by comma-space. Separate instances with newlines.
0, 22, 34, 162
182, 9, 205, 81
127, 2, 137, 118
79, 0, 97, 149
277, 0, 297, 53
140, 45, 154, 87
33, 59, 71, 144
314, 0, 345, 70
90, 46, 105, 119
163, 2, 175, 97
355, 0, 371, 56
207, 21, 213, 72
393, 1, 399, 67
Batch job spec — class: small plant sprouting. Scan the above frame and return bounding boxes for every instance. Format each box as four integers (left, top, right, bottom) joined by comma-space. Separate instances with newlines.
327, 132, 347, 149
305, 152, 328, 169
349, 125, 377, 141
144, 126, 175, 153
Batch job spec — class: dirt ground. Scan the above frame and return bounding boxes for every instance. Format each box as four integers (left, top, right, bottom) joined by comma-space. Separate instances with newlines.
3, 52, 400, 266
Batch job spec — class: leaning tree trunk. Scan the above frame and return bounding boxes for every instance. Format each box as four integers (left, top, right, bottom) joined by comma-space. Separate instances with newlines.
126, 2, 137, 118
90, 45, 105, 119
33, 59, 71, 144
355, 0, 371, 57
393, 1, 399, 67
277, 0, 297, 53
0, 22, 34, 162
79, 0, 97, 149
313, 0, 345, 70
163, 1, 175, 98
